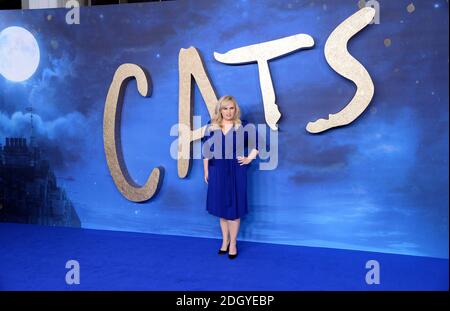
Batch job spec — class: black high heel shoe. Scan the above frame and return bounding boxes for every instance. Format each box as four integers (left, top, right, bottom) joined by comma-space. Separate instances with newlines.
228, 243, 238, 259
218, 242, 230, 255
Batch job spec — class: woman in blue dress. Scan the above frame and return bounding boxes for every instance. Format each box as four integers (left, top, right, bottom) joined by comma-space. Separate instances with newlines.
202, 95, 259, 259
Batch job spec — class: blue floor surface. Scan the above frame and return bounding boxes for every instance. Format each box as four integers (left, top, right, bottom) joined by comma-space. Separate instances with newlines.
0, 223, 447, 290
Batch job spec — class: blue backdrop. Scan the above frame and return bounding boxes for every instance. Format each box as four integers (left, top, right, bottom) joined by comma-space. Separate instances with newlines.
0, 0, 448, 258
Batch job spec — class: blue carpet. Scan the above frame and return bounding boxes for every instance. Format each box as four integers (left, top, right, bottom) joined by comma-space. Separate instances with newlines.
0, 223, 447, 290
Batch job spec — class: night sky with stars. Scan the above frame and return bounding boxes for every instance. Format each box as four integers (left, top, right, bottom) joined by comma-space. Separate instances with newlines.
0, 0, 448, 258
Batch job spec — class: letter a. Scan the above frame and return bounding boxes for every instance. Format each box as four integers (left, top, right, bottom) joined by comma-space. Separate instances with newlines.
178, 47, 218, 178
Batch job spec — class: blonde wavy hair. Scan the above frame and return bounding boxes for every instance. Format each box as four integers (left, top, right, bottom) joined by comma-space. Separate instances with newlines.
209, 95, 242, 130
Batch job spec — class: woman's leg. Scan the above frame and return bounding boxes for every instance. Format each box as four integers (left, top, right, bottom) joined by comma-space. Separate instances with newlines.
227, 218, 240, 255
220, 218, 230, 250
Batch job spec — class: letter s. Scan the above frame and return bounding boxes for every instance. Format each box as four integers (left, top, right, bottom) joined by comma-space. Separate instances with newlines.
307, 8, 375, 134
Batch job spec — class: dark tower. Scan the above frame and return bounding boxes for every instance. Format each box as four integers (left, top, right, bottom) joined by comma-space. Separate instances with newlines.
0, 136, 81, 227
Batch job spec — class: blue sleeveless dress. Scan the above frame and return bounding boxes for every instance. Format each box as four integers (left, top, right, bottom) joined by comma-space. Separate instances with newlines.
202, 120, 257, 220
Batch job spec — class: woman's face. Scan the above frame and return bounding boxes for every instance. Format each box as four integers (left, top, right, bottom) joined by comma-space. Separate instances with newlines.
220, 101, 236, 121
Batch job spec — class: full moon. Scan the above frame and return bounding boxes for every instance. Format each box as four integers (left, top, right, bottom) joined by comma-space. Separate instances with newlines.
0, 26, 40, 82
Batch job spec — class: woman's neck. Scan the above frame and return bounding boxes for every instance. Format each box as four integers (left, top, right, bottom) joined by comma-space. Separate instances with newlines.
222, 120, 234, 125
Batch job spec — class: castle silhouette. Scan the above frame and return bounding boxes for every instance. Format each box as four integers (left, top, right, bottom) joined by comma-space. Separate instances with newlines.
0, 137, 81, 227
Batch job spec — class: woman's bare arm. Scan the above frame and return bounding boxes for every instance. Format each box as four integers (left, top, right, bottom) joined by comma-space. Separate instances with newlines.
203, 158, 209, 183
248, 148, 259, 160
237, 148, 259, 165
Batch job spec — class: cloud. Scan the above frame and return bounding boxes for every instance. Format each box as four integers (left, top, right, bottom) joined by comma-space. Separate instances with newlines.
289, 170, 333, 184
0, 110, 89, 168
282, 138, 357, 169
387, 242, 419, 251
